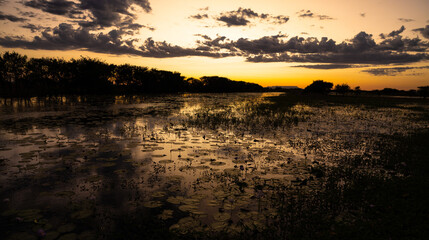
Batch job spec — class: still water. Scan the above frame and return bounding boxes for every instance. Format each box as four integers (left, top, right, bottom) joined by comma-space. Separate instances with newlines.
0, 93, 427, 239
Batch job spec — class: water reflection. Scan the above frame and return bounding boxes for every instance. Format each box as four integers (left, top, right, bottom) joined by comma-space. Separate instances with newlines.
0, 93, 427, 239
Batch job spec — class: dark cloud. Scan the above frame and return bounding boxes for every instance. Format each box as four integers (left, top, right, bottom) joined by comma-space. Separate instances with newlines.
360, 13, 366, 18
362, 66, 429, 76
23, 0, 83, 18
376, 26, 429, 52
379, 25, 405, 39
118, 16, 155, 33
22, 0, 151, 28
413, 25, 429, 39
270, 15, 290, 24
241, 31, 428, 64
194, 30, 429, 65
218, 15, 249, 27
139, 38, 236, 58
189, 14, 208, 20
398, 18, 414, 23
0, 23, 231, 58
226, 34, 338, 54
0, 11, 27, 22
78, 0, 151, 28
194, 34, 211, 40
247, 52, 427, 65
18, 11, 37, 18
195, 7, 288, 27
199, 7, 209, 11
292, 64, 356, 69
388, 25, 405, 37
21, 23, 50, 32
297, 10, 335, 20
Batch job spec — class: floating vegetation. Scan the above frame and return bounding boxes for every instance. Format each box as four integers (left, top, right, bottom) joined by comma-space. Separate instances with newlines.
1, 93, 428, 239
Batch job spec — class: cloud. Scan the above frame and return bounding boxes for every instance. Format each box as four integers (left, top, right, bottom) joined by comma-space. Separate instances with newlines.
241, 31, 428, 64
23, 0, 83, 18
218, 14, 249, 27
194, 29, 429, 65
80, 0, 151, 26
21, 23, 50, 32
0, 23, 232, 58
292, 64, 357, 69
22, 0, 152, 28
360, 13, 366, 18
18, 11, 37, 18
388, 25, 405, 38
192, 7, 289, 27
139, 38, 236, 58
0, 11, 27, 22
398, 18, 414, 23
362, 66, 429, 76
413, 25, 429, 39
189, 14, 208, 20
297, 10, 335, 20
246, 52, 427, 65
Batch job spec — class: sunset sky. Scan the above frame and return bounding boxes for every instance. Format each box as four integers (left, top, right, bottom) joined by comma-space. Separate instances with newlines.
0, 0, 428, 89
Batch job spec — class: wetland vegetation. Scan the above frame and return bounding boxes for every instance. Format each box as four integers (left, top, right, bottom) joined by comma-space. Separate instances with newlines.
1, 92, 428, 240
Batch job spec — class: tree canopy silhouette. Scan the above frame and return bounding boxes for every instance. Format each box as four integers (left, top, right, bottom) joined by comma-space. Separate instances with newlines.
417, 86, 429, 98
0, 52, 263, 97
334, 83, 351, 95
303, 80, 333, 94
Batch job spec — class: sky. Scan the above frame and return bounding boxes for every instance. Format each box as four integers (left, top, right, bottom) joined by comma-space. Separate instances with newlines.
0, 0, 428, 90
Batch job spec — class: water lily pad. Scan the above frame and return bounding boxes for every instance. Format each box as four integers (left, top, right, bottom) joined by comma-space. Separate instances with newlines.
210, 161, 226, 166
58, 233, 77, 240
78, 231, 96, 240
210, 221, 227, 231
178, 204, 198, 212
143, 201, 163, 208
166, 196, 183, 205
7, 232, 37, 240
213, 212, 231, 222
57, 223, 76, 233
151, 191, 166, 198
159, 160, 173, 164
55, 191, 75, 198
45, 231, 60, 240
158, 209, 174, 220
71, 209, 93, 219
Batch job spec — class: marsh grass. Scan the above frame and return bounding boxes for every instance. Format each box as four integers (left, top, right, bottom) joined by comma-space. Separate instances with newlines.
144, 130, 428, 240
174, 94, 429, 239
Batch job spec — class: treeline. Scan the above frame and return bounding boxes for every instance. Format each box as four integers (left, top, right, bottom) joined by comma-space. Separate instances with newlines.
266, 80, 429, 98
0, 52, 263, 97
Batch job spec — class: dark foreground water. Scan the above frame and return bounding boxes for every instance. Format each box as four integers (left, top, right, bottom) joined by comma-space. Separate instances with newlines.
0, 93, 428, 240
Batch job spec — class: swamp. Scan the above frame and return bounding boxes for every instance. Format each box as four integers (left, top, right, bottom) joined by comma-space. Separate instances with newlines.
0, 92, 428, 240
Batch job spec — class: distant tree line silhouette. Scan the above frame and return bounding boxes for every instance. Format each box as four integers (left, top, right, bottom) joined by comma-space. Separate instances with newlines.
0, 52, 263, 97
294, 80, 428, 97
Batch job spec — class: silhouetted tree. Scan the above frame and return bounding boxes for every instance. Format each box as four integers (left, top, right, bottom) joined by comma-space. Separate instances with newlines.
186, 78, 204, 92
303, 80, 333, 94
334, 83, 351, 95
200, 76, 262, 92
417, 86, 429, 98
0, 52, 27, 96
